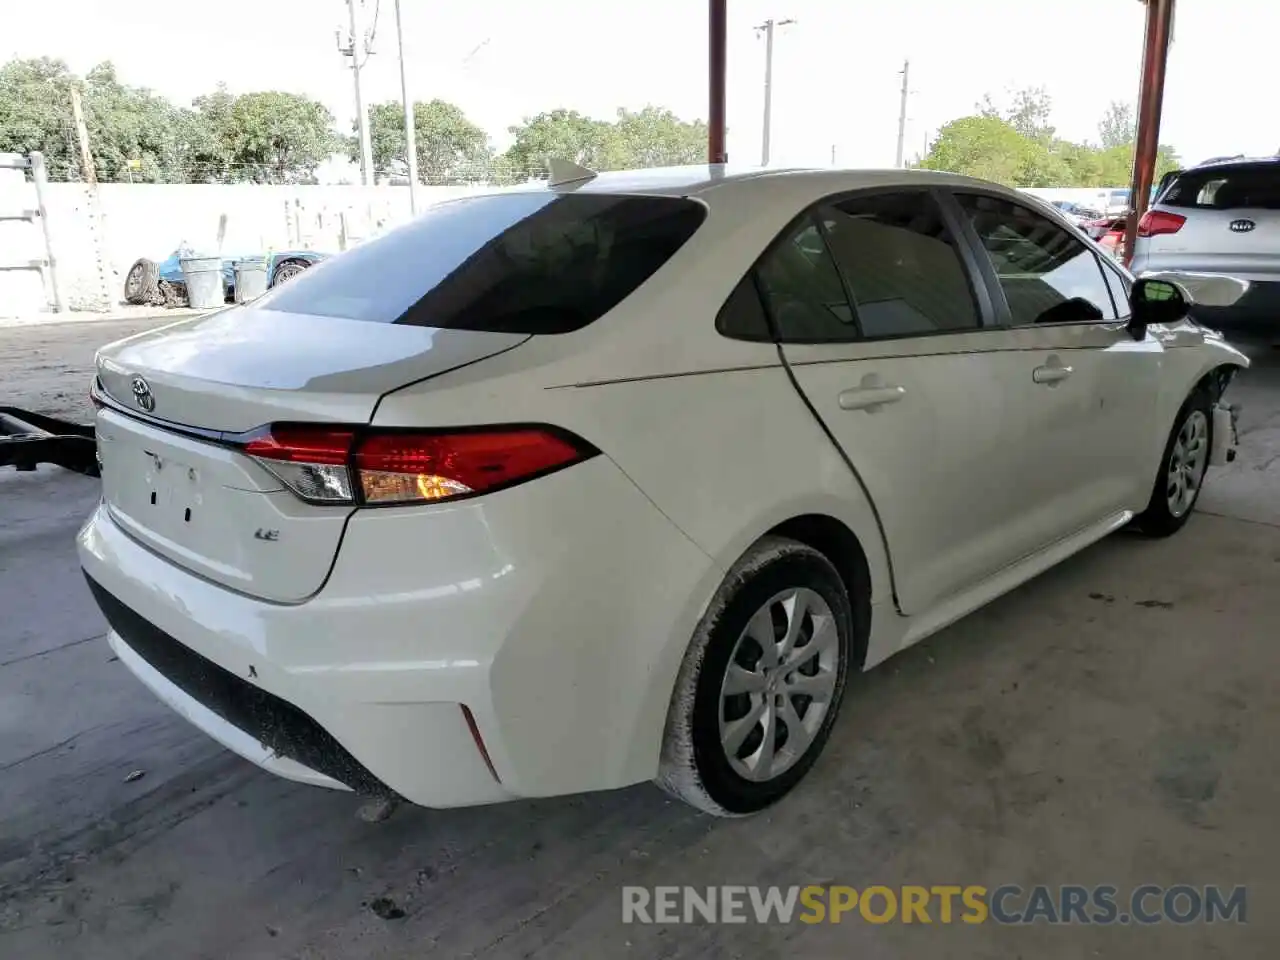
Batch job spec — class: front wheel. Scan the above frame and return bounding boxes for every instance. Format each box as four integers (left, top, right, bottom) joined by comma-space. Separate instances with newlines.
1134, 388, 1213, 537
657, 537, 853, 816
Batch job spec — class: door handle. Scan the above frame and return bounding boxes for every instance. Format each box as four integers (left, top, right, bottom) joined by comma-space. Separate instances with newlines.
1032, 364, 1073, 385
837, 384, 906, 411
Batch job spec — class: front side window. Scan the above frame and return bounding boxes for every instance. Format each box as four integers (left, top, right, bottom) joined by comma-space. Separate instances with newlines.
819, 192, 980, 338
258, 193, 706, 333
956, 193, 1117, 325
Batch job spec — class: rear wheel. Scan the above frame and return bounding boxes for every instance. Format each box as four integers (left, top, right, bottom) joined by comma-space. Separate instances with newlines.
657, 537, 853, 816
1134, 388, 1213, 537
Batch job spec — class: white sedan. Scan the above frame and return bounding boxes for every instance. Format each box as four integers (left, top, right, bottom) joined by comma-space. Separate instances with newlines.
80, 165, 1248, 817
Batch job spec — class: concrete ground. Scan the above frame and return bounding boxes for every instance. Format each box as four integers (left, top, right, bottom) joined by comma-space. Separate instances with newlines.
1, 318, 1277, 959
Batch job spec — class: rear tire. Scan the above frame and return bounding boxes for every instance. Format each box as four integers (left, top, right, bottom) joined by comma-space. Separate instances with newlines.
1134, 388, 1213, 537
657, 537, 853, 816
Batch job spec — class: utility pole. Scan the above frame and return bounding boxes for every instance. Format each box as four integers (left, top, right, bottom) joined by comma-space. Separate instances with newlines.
894, 58, 910, 168
338, 0, 375, 186
69, 86, 97, 184
755, 18, 795, 166
393, 0, 419, 212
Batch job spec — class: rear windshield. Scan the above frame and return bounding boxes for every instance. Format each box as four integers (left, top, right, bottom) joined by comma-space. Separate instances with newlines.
1161, 163, 1280, 210
258, 193, 706, 332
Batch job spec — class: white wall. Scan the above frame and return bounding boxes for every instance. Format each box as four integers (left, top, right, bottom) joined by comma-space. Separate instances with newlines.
0, 181, 489, 315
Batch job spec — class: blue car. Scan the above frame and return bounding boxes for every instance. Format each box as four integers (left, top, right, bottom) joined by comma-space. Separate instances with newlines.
123, 249, 327, 306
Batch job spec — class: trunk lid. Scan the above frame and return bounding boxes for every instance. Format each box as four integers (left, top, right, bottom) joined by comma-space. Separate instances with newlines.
94, 307, 527, 602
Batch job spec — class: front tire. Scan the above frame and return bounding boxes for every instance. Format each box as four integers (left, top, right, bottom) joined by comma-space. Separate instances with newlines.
657, 537, 853, 816
1134, 388, 1213, 537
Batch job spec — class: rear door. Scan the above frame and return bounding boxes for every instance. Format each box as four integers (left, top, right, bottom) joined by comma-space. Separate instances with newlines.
1145, 161, 1280, 282
950, 191, 1162, 534
766, 189, 1036, 614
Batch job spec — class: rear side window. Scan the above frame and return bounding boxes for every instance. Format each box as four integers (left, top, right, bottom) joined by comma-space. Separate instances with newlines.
754, 219, 856, 342
819, 192, 980, 337
258, 193, 706, 332
1162, 164, 1280, 210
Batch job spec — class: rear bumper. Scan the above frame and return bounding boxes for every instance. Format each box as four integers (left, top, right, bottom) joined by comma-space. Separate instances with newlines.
78, 455, 720, 808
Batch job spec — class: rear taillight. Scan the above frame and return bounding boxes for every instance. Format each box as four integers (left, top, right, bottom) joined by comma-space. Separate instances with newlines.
1137, 210, 1186, 238
245, 427, 358, 502
244, 425, 594, 506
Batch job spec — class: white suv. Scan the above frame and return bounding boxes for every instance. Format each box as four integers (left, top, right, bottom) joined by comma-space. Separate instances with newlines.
1130, 157, 1280, 324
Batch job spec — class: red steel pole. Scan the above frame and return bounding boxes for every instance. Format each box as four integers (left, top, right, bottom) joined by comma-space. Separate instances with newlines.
1124, 0, 1175, 265
709, 0, 728, 163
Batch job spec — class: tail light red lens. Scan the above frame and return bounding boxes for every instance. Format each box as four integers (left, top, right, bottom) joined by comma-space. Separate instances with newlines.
242, 424, 594, 506
1137, 210, 1186, 238
245, 427, 358, 502
354, 428, 590, 504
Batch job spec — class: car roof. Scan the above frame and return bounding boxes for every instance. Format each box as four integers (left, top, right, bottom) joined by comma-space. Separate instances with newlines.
495, 163, 1020, 202
1188, 154, 1280, 171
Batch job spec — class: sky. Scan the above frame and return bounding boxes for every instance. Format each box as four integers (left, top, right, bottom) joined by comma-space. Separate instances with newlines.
7, 0, 1279, 171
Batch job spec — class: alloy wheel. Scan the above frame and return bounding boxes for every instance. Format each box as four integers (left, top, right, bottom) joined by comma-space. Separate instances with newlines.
718, 587, 841, 783
1167, 409, 1209, 518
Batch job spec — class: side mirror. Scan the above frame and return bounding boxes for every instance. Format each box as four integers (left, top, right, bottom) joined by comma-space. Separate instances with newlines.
1127, 278, 1188, 340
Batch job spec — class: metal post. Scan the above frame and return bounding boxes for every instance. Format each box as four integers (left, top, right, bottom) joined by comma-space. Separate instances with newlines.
29, 152, 65, 313
895, 59, 911, 168
394, 0, 419, 213
1124, 0, 1175, 266
348, 0, 375, 186
708, 0, 727, 164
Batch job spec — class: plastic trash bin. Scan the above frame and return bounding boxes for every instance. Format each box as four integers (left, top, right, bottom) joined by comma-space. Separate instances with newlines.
179, 255, 225, 309
233, 256, 270, 303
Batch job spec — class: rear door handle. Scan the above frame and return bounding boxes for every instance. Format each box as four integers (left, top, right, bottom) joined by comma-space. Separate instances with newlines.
838, 384, 906, 412
1032, 364, 1073, 385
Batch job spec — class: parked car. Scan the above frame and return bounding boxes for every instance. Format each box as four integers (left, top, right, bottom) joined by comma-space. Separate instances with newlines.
1048, 200, 1105, 225
81, 165, 1248, 817
1130, 156, 1280, 325
123, 248, 327, 306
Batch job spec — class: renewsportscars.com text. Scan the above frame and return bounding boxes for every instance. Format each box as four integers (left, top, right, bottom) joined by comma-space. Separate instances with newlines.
621, 884, 1247, 925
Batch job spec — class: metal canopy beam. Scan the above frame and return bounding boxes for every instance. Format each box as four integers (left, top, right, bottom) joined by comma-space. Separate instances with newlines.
1124, 0, 1176, 264
708, 0, 728, 163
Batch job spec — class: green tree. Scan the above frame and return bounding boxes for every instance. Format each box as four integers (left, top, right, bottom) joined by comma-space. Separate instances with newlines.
221, 91, 335, 183
362, 98, 489, 183
81, 62, 193, 183
924, 94, 1181, 190
500, 109, 611, 180
1005, 86, 1055, 141
0, 57, 76, 178
186, 84, 237, 181
920, 116, 1033, 185
602, 106, 707, 169
1098, 101, 1135, 149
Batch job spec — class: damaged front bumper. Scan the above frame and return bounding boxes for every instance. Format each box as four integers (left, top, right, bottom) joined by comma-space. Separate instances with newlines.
0, 407, 99, 476
1210, 402, 1240, 467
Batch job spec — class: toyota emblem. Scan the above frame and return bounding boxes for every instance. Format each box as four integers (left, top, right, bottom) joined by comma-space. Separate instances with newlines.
131, 376, 155, 412
1229, 219, 1256, 233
